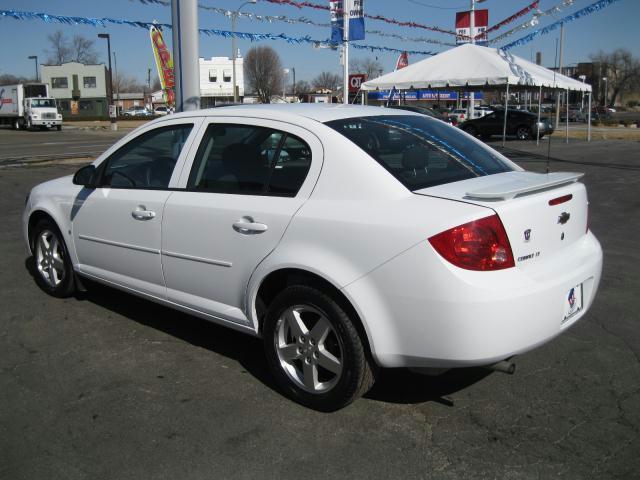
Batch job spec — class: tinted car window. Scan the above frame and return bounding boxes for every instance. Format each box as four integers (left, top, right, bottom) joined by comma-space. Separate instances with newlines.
100, 124, 193, 189
326, 115, 513, 190
188, 124, 311, 197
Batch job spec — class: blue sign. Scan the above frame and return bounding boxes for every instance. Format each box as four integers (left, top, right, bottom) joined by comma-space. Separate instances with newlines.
330, 0, 365, 42
368, 90, 483, 101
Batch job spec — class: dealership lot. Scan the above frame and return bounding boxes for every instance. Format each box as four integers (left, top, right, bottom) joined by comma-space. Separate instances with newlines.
1, 139, 639, 479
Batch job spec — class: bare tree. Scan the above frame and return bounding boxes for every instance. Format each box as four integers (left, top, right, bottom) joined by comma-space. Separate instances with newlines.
351, 57, 384, 80
589, 49, 640, 107
70, 34, 98, 64
46, 30, 71, 64
0, 73, 31, 85
114, 72, 146, 93
312, 71, 341, 91
244, 46, 283, 103
294, 80, 311, 94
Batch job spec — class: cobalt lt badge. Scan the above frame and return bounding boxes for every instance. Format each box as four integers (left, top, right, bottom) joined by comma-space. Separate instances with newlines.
524, 229, 531, 242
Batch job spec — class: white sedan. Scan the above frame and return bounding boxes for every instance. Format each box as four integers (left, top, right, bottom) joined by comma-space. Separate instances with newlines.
23, 104, 602, 411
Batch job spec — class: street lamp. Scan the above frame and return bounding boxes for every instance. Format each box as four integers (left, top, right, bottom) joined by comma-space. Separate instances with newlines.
28, 56, 38, 82
231, 0, 256, 104
97, 33, 117, 129
578, 74, 586, 110
602, 76, 608, 107
282, 68, 290, 102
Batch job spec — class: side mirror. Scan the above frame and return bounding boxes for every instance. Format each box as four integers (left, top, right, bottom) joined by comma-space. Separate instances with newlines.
73, 164, 97, 188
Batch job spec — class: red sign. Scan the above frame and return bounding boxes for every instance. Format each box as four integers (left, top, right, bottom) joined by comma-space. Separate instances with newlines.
395, 52, 409, 71
349, 74, 367, 93
455, 9, 489, 45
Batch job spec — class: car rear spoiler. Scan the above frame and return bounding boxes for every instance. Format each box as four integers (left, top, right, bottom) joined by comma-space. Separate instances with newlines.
465, 172, 584, 201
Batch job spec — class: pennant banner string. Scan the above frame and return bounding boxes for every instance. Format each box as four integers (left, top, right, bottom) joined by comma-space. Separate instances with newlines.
500, 0, 622, 50
0, 9, 438, 56
490, 0, 579, 44
133, 0, 456, 46
257, 0, 457, 35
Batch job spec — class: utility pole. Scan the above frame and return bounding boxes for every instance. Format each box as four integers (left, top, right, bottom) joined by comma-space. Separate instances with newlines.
231, 1, 256, 104
113, 51, 119, 116
469, 0, 475, 120
342, 0, 350, 105
171, 0, 200, 112
555, 22, 564, 129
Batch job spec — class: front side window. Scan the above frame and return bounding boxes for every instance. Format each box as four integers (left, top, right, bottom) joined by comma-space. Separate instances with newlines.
83, 76, 97, 88
51, 77, 68, 89
187, 124, 311, 196
326, 115, 513, 191
100, 124, 193, 189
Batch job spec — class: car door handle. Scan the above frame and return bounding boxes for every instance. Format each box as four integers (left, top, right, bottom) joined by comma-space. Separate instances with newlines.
131, 206, 156, 220
233, 216, 268, 235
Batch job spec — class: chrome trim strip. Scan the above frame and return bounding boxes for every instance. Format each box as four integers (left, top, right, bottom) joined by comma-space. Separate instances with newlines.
162, 250, 232, 268
78, 234, 160, 254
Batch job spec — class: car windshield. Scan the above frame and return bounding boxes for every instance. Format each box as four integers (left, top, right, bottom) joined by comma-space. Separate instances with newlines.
31, 99, 56, 108
325, 115, 514, 190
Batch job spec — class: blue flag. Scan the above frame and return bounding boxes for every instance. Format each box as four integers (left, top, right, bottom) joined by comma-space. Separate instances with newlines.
330, 0, 365, 42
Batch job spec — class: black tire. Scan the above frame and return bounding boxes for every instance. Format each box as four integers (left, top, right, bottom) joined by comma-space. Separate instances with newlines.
56, 125, 62, 131
13, 118, 22, 130
480, 133, 491, 142
463, 125, 478, 137
30, 218, 76, 298
263, 285, 376, 411
516, 125, 532, 140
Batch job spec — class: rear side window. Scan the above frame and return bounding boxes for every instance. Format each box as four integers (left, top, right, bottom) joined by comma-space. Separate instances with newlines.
187, 124, 311, 197
326, 115, 513, 190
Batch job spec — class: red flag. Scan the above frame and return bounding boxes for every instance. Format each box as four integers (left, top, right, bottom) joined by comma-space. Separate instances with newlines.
395, 51, 409, 71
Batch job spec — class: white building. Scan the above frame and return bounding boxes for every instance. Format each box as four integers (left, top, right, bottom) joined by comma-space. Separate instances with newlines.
41, 62, 110, 118
199, 56, 244, 106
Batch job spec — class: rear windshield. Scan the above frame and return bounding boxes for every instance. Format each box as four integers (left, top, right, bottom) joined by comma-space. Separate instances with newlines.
326, 115, 513, 190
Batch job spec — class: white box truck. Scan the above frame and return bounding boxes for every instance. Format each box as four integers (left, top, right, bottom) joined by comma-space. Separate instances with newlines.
0, 83, 63, 131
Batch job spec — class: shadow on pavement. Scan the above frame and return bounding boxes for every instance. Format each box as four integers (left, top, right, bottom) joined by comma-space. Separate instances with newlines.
25, 258, 491, 407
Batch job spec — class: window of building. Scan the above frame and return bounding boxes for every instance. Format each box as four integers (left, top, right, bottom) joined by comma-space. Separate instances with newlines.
79, 100, 93, 111
58, 100, 70, 111
223, 70, 232, 82
51, 77, 68, 89
83, 76, 97, 88
209, 69, 217, 82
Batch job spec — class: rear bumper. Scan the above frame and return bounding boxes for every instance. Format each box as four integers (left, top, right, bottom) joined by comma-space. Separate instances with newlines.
344, 232, 602, 368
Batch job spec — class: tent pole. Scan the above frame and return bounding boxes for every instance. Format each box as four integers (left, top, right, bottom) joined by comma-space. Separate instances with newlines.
587, 91, 592, 142
536, 84, 542, 146
502, 82, 509, 147
565, 88, 569, 144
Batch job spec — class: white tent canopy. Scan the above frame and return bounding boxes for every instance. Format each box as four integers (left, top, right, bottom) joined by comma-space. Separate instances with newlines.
361, 43, 592, 92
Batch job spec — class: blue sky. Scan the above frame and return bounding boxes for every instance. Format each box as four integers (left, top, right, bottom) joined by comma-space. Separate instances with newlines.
0, 0, 637, 84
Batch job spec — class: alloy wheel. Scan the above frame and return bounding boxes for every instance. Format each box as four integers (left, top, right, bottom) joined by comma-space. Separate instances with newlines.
517, 126, 531, 140
274, 305, 344, 394
35, 229, 66, 288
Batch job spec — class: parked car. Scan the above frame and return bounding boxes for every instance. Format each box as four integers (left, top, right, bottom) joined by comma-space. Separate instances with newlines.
387, 104, 457, 125
449, 108, 468, 123
122, 106, 152, 117
153, 106, 169, 116
461, 108, 554, 140
23, 104, 602, 411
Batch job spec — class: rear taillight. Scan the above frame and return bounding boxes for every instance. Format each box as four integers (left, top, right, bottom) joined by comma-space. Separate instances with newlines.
428, 214, 515, 271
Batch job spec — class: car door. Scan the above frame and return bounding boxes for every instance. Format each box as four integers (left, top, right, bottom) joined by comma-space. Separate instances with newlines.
72, 119, 200, 298
161, 118, 323, 325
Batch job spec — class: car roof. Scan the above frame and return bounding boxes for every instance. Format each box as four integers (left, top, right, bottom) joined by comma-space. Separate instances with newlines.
155, 104, 414, 124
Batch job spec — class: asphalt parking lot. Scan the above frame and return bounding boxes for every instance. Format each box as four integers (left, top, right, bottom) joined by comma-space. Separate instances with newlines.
1, 138, 639, 479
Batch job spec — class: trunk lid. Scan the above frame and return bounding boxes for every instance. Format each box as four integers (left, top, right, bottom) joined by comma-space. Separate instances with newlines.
416, 171, 589, 270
